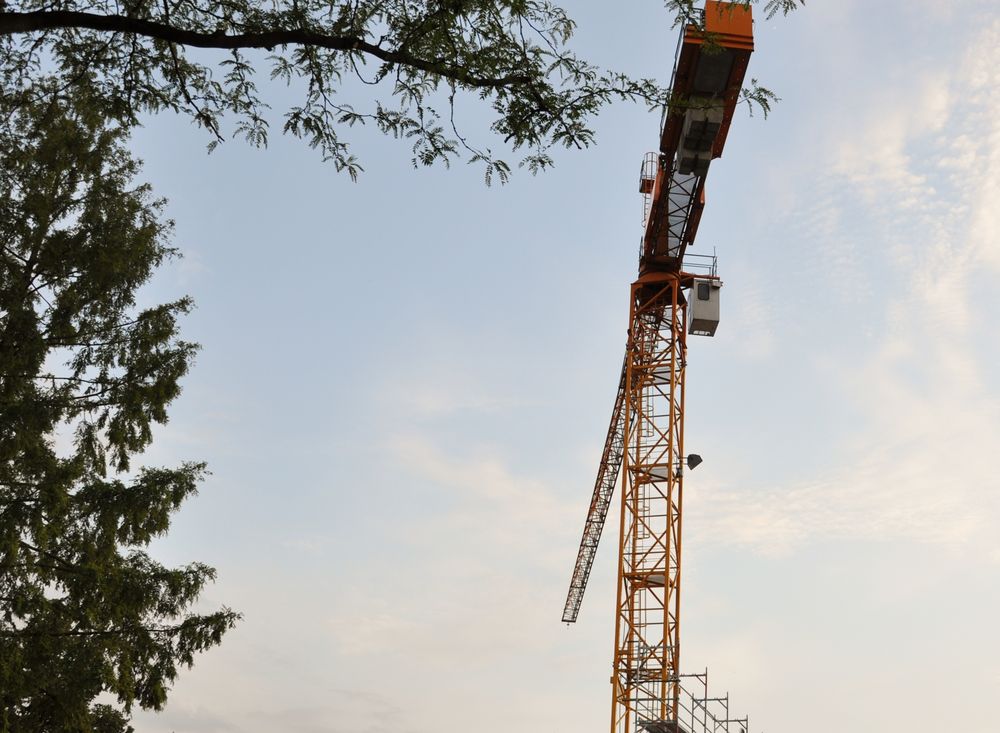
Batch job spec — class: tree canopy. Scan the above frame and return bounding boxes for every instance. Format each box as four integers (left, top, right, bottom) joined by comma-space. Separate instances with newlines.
0, 85, 238, 733
0, 0, 802, 182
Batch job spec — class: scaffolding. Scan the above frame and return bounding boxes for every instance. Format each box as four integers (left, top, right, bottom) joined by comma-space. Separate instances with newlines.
664, 670, 751, 733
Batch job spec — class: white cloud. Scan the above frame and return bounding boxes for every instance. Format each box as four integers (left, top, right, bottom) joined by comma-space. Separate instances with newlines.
314, 434, 585, 668
724, 268, 777, 360
326, 604, 421, 656
393, 428, 583, 573
692, 19, 1000, 561
384, 378, 525, 417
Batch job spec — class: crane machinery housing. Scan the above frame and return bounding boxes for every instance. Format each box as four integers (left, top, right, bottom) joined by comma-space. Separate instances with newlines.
562, 3, 756, 733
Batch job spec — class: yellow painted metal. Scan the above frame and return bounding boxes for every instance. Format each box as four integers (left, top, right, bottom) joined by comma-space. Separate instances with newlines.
611, 273, 687, 733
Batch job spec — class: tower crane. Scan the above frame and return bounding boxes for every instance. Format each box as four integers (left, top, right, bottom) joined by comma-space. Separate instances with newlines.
562, 3, 755, 733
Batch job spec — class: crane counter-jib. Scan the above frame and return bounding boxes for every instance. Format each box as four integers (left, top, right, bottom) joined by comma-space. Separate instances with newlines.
641, 0, 754, 273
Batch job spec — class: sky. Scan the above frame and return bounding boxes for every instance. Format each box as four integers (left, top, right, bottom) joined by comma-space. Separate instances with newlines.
116, 1, 1000, 731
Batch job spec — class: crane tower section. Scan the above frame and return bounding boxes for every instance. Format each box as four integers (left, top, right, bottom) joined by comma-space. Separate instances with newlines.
560, 4, 755, 733
613, 271, 690, 733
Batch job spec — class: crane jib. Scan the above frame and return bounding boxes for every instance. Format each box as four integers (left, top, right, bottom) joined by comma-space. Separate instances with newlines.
562, 358, 629, 623
640, 1, 753, 273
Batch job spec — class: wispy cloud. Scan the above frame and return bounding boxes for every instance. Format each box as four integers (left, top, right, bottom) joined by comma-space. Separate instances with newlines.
724, 267, 777, 360
693, 19, 1000, 560
317, 434, 582, 666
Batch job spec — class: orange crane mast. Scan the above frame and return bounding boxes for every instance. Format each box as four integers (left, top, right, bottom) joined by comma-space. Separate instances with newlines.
562, 4, 755, 733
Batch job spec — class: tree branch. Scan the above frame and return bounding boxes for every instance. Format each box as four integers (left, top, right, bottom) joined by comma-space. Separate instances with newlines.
0, 10, 534, 89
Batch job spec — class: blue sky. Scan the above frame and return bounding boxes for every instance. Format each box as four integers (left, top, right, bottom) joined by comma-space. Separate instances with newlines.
122, 1, 1000, 731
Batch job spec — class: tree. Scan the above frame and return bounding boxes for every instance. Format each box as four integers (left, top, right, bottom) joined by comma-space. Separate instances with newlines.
0, 85, 239, 733
0, 0, 801, 182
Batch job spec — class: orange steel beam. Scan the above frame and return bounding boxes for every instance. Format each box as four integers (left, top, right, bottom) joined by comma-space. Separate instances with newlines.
641, 1, 753, 273
659, 2, 754, 162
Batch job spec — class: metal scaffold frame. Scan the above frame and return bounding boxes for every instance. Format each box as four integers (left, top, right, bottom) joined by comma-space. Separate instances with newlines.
675, 670, 750, 733
612, 273, 687, 733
